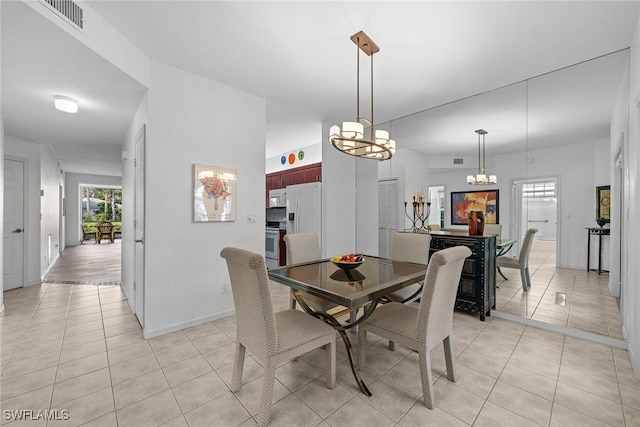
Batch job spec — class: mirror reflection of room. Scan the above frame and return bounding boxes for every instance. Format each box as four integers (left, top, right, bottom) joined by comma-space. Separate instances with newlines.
377, 49, 628, 341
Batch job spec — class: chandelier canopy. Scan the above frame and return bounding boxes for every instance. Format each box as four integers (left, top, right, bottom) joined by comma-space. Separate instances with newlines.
467, 129, 497, 185
329, 31, 395, 161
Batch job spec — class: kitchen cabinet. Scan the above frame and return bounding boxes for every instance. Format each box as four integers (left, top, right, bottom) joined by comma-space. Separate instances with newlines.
265, 162, 322, 208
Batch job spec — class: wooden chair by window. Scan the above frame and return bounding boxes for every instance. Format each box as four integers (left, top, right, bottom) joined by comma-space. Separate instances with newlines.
96, 221, 115, 244
81, 227, 96, 244
220, 247, 337, 427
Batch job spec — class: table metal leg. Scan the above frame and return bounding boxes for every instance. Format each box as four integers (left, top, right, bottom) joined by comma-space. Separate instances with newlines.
292, 290, 377, 396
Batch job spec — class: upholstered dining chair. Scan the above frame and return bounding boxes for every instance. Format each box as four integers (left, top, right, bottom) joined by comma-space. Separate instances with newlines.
386, 232, 431, 304
357, 246, 471, 409
483, 223, 502, 237
496, 228, 538, 291
220, 247, 337, 427
283, 233, 336, 313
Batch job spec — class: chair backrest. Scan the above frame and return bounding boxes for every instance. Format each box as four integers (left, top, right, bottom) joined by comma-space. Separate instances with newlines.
417, 246, 472, 348
428, 224, 441, 231
483, 224, 502, 237
391, 232, 431, 265
98, 221, 113, 233
518, 228, 538, 267
220, 247, 277, 359
284, 233, 320, 265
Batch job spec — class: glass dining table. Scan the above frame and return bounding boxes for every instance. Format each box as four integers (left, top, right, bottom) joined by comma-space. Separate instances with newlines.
268, 256, 428, 396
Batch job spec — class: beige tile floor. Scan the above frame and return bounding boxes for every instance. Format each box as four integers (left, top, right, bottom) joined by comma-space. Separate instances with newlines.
2, 260, 640, 426
495, 239, 624, 339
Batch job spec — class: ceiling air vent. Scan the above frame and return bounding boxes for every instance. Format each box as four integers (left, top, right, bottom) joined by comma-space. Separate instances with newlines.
40, 0, 84, 30
453, 158, 464, 165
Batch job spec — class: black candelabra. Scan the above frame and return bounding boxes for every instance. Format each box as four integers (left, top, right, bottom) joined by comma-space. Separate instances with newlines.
404, 196, 431, 232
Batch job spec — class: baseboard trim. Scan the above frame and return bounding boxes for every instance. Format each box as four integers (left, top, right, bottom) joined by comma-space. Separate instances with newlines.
142, 309, 236, 340
492, 310, 627, 349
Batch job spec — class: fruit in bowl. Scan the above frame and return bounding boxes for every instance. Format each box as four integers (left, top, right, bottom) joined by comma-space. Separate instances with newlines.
331, 253, 365, 270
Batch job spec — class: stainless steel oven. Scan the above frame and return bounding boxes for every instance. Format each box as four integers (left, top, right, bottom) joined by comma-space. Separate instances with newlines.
265, 228, 280, 268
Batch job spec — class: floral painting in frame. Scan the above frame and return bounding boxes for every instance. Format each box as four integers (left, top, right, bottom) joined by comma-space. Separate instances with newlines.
194, 164, 236, 222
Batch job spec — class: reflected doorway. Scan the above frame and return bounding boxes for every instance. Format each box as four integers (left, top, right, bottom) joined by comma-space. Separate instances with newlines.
513, 177, 558, 266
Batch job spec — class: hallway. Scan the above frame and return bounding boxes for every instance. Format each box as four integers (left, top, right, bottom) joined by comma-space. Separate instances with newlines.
43, 242, 122, 286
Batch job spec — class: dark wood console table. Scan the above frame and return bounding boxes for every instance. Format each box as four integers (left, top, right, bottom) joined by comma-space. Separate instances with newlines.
401, 231, 496, 320
586, 227, 610, 274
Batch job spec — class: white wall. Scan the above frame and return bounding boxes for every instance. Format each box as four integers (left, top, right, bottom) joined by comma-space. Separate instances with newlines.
321, 123, 357, 257
64, 172, 122, 247
1, 114, 4, 312
528, 139, 610, 269
142, 61, 265, 338
266, 142, 321, 174
40, 145, 64, 274
378, 148, 432, 231
622, 11, 640, 374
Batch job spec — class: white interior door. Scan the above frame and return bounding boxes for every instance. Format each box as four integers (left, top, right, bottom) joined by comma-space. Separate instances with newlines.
134, 126, 146, 327
3, 159, 25, 290
378, 178, 398, 259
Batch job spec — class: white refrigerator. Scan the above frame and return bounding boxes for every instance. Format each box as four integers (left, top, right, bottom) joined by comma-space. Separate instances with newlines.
286, 182, 322, 237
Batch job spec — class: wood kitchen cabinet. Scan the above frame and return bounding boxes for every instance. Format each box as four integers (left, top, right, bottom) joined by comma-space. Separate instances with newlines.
265, 162, 322, 208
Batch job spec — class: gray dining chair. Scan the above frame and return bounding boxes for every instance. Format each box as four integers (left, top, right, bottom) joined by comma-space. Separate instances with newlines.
284, 233, 336, 313
496, 228, 538, 291
357, 246, 471, 409
483, 223, 502, 237
220, 247, 337, 427
386, 232, 431, 304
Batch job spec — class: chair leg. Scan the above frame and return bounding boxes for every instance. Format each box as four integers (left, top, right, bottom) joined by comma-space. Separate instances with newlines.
525, 266, 532, 290
418, 348, 435, 409
388, 340, 395, 351
230, 343, 245, 392
443, 336, 455, 382
257, 364, 276, 427
326, 339, 336, 389
356, 329, 367, 371
497, 266, 508, 280
520, 267, 529, 292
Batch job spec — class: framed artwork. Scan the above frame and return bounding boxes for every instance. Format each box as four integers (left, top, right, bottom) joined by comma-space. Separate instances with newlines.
451, 189, 499, 225
596, 185, 610, 225
193, 164, 236, 222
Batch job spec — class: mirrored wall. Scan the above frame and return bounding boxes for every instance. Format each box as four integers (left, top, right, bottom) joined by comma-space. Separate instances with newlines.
373, 49, 629, 340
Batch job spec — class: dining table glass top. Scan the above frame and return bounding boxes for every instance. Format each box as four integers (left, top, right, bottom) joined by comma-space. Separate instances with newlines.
268, 256, 428, 309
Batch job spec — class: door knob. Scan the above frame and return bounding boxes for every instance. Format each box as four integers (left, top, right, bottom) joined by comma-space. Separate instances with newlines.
135, 239, 144, 244
13, 228, 24, 233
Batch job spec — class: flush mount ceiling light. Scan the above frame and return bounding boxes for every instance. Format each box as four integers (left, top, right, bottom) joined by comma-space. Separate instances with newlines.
329, 31, 395, 161
54, 95, 78, 113
467, 129, 497, 185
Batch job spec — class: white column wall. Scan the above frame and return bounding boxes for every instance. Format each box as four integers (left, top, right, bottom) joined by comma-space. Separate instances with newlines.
142, 61, 265, 338
623, 11, 640, 374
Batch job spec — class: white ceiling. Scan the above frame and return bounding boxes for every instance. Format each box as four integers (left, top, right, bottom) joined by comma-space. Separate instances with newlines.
2, 1, 639, 176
